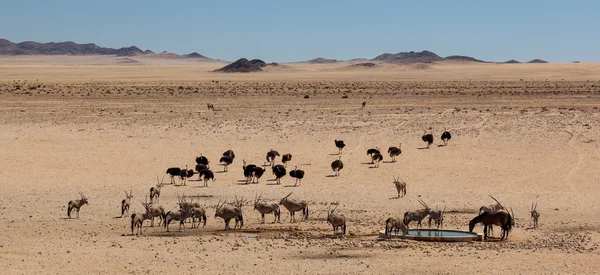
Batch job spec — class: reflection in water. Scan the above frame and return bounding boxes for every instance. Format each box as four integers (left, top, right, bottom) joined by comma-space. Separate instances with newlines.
390, 230, 476, 238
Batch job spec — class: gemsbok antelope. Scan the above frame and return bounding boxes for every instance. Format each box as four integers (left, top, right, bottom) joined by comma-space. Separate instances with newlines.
121, 190, 133, 217
479, 195, 507, 237
428, 206, 447, 229
131, 206, 152, 236
279, 192, 309, 223
403, 199, 431, 228
253, 194, 281, 223
326, 204, 346, 236
530, 202, 540, 229
141, 197, 165, 227
68, 192, 88, 218
164, 195, 195, 232
214, 197, 244, 230
469, 210, 513, 241
385, 217, 408, 235
150, 177, 164, 204
393, 177, 407, 198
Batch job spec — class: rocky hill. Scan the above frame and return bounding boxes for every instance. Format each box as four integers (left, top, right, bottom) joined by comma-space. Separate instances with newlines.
373, 50, 444, 63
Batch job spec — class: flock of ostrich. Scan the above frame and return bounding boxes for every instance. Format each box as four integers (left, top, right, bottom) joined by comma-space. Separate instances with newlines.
67, 128, 541, 241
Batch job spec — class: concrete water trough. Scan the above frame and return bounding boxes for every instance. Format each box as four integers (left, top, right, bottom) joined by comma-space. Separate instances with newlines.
379, 229, 481, 242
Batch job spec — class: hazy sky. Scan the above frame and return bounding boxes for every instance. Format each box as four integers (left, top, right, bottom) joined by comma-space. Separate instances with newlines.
1, 0, 598, 62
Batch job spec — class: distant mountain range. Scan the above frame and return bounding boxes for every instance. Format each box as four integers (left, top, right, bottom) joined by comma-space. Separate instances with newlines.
0, 38, 548, 64
0, 39, 213, 60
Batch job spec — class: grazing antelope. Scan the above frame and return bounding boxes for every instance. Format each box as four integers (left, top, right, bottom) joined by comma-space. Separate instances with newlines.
281, 153, 292, 167
198, 169, 215, 187
385, 217, 408, 235
265, 149, 280, 167
334, 139, 345, 154
279, 192, 309, 223
326, 204, 346, 236
469, 210, 513, 241
150, 177, 164, 204
131, 206, 152, 236
428, 206, 447, 229
388, 144, 402, 162
530, 202, 540, 229
253, 194, 281, 223
422, 130, 434, 149
214, 197, 244, 230
121, 190, 133, 217
166, 167, 182, 184
289, 166, 305, 186
141, 197, 165, 227
372, 152, 383, 168
393, 177, 407, 198
164, 195, 195, 232
403, 199, 431, 228
441, 129, 452, 146
331, 156, 344, 176
67, 192, 88, 218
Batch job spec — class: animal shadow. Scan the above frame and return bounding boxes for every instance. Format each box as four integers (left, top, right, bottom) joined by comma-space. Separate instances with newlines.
325, 175, 337, 178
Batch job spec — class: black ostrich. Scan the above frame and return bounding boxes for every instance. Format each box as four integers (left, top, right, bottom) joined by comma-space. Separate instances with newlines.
335, 140, 345, 155
272, 164, 287, 185
219, 155, 233, 172
195, 155, 209, 169
195, 163, 208, 180
367, 147, 381, 163
388, 144, 402, 162
422, 130, 434, 149
243, 160, 257, 184
289, 166, 305, 186
166, 167, 182, 184
441, 129, 452, 146
253, 166, 266, 184
331, 156, 344, 176
265, 149, 280, 166
372, 152, 383, 168
281, 153, 293, 167
198, 169, 215, 187
222, 150, 235, 160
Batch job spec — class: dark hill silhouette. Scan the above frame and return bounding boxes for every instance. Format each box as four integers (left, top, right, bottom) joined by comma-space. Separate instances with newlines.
373, 50, 443, 63
214, 58, 263, 73
184, 52, 207, 58
527, 59, 548, 63
445, 55, 485, 62
503, 59, 521, 64
307, 57, 338, 64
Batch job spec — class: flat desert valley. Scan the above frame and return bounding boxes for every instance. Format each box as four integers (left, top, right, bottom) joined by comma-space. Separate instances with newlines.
1, 56, 599, 274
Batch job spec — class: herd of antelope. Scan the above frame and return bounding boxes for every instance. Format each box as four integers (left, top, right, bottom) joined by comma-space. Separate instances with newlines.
66, 129, 541, 241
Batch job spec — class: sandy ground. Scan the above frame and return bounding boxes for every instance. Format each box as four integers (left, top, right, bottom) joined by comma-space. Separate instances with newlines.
1, 57, 600, 274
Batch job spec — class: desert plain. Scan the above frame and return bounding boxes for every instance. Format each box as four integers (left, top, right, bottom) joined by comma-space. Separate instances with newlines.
0, 56, 599, 274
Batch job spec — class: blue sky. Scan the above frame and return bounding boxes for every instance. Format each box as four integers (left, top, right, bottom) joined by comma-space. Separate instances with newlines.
1, 0, 598, 62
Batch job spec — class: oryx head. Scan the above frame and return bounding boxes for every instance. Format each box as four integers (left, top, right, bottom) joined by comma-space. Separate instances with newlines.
418, 199, 430, 213
279, 192, 293, 205
214, 200, 226, 218
79, 192, 88, 205
253, 194, 262, 210
326, 203, 339, 223
124, 190, 133, 200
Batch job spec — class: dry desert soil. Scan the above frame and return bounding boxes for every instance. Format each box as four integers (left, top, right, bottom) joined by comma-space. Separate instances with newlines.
1, 56, 600, 274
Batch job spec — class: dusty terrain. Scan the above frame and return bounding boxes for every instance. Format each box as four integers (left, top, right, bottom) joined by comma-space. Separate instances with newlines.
1, 57, 600, 274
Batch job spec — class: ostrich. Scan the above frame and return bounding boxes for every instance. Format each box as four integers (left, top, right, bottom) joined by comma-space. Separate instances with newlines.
166, 167, 182, 184
219, 155, 233, 172
331, 156, 344, 176
272, 164, 286, 185
388, 144, 402, 162
441, 129, 452, 146
253, 166, 266, 184
265, 149, 280, 166
242, 160, 257, 184
195, 154, 209, 169
195, 163, 208, 180
422, 130, 434, 149
372, 152, 383, 168
198, 169, 215, 187
281, 153, 293, 167
334, 140, 345, 155
223, 149, 235, 160
289, 166, 305, 186
366, 147, 380, 163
